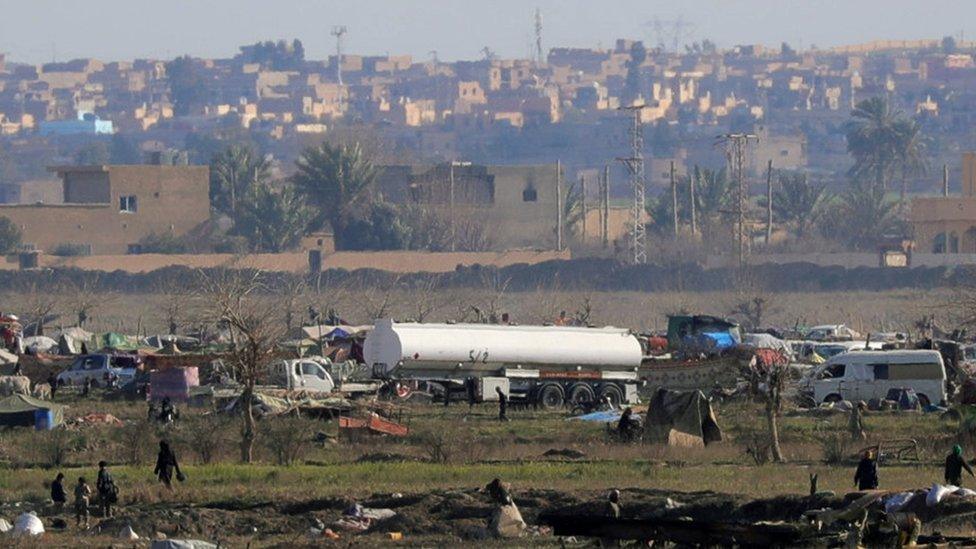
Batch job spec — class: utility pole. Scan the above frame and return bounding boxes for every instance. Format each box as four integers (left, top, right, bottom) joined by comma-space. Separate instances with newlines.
617, 105, 648, 264
690, 165, 698, 237
602, 165, 610, 249
534, 8, 544, 65
718, 133, 758, 269
765, 159, 774, 246
580, 174, 587, 243
449, 162, 456, 252
670, 161, 678, 237
944, 163, 950, 197
556, 160, 563, 251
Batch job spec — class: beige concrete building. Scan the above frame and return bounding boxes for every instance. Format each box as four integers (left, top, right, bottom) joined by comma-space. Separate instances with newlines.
0, 164, 210, 255
911, 152, 976, 253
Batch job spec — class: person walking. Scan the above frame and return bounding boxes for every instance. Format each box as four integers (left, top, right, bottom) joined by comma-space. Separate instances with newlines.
47, 373, 58, 399
854, 448, 879, 490
945, 445, 976, 486
154, 440, 184, 489
74, 477, 91, 529
50, 472, 67, 513
496, 386, 509, 422
96, 461, 117, 518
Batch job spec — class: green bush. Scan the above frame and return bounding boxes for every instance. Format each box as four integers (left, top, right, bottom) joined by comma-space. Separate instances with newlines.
51, 243, 91, 257
0, 216, 22, 254
135, 233, 187, 254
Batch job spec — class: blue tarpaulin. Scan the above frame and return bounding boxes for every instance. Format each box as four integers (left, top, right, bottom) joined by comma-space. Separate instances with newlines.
567, 410, 621, 423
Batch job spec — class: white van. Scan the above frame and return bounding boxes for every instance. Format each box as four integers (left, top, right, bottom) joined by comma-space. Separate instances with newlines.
811, 350, 946, 407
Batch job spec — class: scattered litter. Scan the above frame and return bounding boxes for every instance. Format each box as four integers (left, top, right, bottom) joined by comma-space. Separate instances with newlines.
150, 540, 218, 549
119, 525, 140, 540
926, 484, 958, 507
0, 518, 11, 533
883, 491, 914, 513
70, 413, 124, 427
12, 512, 44, 536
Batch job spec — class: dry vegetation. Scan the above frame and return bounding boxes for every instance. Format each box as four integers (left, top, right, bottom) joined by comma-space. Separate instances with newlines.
0, 287, 951, 336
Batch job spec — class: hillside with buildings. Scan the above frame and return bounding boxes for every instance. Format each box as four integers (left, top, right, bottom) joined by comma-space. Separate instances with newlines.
1, 35, 976, 268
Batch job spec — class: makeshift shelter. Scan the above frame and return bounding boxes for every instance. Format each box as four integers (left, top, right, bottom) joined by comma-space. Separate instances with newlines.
149, 367, 199, 401
644, 388, 722, 448
0, 394, 65, 429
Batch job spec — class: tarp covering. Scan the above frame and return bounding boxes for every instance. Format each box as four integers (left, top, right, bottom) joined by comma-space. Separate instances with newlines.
0, 393, 65, 427
149, 367, 199, 401
644, 388, 722, 448
743, 333, 792, 356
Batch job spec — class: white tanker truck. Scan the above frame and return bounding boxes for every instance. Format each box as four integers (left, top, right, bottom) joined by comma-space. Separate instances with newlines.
363, 319, 642, 408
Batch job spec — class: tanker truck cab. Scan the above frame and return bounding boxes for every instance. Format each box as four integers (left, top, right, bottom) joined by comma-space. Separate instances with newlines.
269, 359, 335, 393
811, 350, 946, 407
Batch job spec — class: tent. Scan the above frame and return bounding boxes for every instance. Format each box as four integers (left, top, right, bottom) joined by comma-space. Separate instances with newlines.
0, 394, 65, 428
644, 388, 722, 448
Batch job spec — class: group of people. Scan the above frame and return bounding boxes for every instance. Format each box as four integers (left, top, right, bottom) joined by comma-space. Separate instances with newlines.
49, 440, 184, 529
854, 444, 975, 490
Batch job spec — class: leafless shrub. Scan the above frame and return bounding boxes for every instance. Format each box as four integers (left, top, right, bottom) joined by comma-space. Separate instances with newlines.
260, 415, 315, 465
820, 433, 850, 465
412, 427, 452, 463
180, 416, 233, 464
31, 428, 82, 467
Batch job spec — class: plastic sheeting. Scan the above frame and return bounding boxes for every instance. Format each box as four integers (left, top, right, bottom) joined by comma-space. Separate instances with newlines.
12, 512, 44, 536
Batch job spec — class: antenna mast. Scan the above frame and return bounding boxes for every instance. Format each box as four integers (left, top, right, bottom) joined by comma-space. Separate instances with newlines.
534, 8, 544, 65
617, 105, 648, 264
331, 25, 347, 86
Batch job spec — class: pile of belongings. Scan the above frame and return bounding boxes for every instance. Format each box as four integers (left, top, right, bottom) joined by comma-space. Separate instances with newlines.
68, 413, 124, 427
645, 388, 723, 448
880, 484, 976, 514
12, 512, 44, 537
332, 503, 396, 532
485, 478, 526, 538
23, 336, 58, 355
224, 392, 351, 418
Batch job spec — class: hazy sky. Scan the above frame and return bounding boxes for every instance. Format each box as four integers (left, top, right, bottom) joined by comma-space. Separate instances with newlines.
0, 0, 972, 64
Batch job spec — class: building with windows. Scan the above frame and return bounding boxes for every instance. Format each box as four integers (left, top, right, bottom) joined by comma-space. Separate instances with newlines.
911, 152, 976, 253
0, 164, 209, 254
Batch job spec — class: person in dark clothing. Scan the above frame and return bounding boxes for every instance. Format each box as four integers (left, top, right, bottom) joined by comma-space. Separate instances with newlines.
154, 440, 183, 489
159, 397, 175, 423
945, 444, 975, 486
47, 373, 58, 399
617, 408, 641, 441
74, 477, 91, 528
82, 377, 92, 397
854, 448, 879, 490
605, 489, 621, 518
496, 386, 509, 421
12, 362, 22, 376
96, 461, 116, 518
51, 472, 67, 512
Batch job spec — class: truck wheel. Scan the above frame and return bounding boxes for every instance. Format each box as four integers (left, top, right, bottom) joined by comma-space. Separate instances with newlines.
824, 393, 842, 404
917, 394, 931, 408
599, 385, 624, 408
537, 384, 565, 410
567, 384, 595, 405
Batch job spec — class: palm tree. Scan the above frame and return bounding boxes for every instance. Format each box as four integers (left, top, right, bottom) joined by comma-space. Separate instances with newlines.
292, 142, 379, 238
836, 179, 900, 250
209, 145, 271, 217
845, 97, 901, 191
763, 172, 830, 239
234, 185, 310, 252
893, 119, 928, 206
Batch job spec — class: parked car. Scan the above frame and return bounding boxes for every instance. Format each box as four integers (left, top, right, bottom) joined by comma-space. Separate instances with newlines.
56, 354, 138, 387
804, 324, 862, 342
807, 350, 946, 407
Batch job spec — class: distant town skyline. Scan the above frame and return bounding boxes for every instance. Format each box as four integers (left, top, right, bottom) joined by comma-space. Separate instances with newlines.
0, 0, 972, 64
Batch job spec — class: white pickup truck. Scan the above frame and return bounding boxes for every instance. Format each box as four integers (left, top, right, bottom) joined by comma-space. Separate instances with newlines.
267, 357, 378, 396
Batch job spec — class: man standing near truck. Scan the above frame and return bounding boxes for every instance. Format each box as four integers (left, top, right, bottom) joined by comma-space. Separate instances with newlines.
496, 386, 509, 421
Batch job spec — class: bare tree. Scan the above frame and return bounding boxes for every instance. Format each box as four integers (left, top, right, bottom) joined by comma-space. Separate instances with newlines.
740, 353, 788, 463
66, 275, 113, 329
360, 275, 402, 321
153, 278, 196, 336
201, 269, 283, 463
408, 276, 444, 322
23, 282, 59, 336
280, 277, 308, 333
